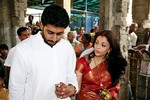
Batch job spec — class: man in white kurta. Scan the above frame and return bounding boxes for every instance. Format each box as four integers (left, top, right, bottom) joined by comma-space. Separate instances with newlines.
9, 32, 78, 100
9, 4, 78, 100
128, 32, 137, 48
128, 23, 138, 49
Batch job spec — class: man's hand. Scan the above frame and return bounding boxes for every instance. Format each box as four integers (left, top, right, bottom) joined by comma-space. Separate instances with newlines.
55, 82, 76, 99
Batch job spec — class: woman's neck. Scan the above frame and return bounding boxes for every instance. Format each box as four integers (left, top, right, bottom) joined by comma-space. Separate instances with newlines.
94, 56, 105, 65
93, 56, 105, 66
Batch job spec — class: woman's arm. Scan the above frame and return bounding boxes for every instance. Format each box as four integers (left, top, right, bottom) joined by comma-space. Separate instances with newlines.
75, 71, 82, 93
108, 83, 120, 100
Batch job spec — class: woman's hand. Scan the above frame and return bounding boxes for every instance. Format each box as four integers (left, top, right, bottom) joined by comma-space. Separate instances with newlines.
99, 89, 112, 100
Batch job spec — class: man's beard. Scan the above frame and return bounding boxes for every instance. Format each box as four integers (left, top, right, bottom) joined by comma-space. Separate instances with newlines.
41, 32, 59, 47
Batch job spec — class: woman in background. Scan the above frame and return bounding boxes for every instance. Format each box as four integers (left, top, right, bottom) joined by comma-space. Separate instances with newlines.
74, 34, 92, 58
76, 30, 127, 100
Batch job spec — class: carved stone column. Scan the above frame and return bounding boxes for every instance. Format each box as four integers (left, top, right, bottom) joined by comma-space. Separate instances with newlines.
142, 0, 150, 28
99, 0, 130, 100
132, 0, 150, 44
0, 0, 27, 47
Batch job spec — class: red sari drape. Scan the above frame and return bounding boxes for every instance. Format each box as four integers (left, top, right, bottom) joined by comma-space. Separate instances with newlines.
76, 57, 120, 100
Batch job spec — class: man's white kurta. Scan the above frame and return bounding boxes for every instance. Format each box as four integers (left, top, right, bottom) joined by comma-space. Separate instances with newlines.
9, 32, 78, 100
4, 47, 16, 67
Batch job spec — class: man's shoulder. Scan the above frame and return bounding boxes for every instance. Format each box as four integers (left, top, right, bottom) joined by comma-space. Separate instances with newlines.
15, 35, 36, 50
130, 32, 137, 39
61, 38, 71, 45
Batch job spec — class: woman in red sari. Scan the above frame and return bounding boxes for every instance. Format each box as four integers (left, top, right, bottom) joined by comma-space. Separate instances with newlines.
76, 30, 127, 100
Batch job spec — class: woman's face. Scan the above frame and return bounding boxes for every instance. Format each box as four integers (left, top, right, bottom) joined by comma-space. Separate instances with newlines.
94, 35, 111, 57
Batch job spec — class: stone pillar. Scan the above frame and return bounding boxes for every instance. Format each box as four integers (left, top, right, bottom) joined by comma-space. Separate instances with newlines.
0, 0, 12, 47
132, 0, 150, 31
0, 0, 27, 47
99, 0, 130, 100
99, 0, 108, 30
132, 0, 150, 44
142, 0, 150, 28
54, 0, 71, 39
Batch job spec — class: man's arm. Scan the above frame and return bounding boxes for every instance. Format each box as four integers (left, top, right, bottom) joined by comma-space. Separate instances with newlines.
9, 47, 27, 100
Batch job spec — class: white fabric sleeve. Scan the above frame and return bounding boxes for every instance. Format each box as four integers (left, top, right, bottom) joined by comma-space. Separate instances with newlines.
4, 47, 16, 67
80, 47, 94, 58
9, 46, 27, 100
145, 44, 149, 51
66, 47, 79, 93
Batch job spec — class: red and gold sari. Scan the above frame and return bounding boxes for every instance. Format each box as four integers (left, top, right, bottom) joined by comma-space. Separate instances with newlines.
76, 57, 120, 100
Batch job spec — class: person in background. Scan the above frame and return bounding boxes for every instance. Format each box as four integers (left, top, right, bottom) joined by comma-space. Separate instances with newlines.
89, 28, 95, 43
90, 26, 99, 43
128, 23, 138, 49
73, 30, 78, 39
76, 27, 85, 42
143, 28, 150, 44
4, 26, 30, 89
0, 44, 9, 66
0, 61, 8, 100
25, 15, 36, 29
76, 30, 127, 100
17, 27, 30, 41
132, 44, 150, 100
67, 31, 80, 48
27, 26, 32, 35
9, 4, 78, 100
74, 34, 92, 58
93, 26, 99, 33
31, 25, 40, 35
0, 44, 9, 89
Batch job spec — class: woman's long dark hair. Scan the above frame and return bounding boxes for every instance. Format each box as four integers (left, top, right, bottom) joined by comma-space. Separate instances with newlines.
89, 30, 127, 86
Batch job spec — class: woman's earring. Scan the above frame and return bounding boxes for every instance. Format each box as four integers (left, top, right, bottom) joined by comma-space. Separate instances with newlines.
106, 52, 109, 58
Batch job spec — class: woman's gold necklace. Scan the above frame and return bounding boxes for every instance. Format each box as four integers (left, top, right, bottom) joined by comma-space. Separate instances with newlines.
93, 57, 104, 87
93, 57, 102, 66
93, 57, 98, 66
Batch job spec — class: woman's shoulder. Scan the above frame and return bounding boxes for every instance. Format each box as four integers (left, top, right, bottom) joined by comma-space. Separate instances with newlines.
77, 56, 86, 62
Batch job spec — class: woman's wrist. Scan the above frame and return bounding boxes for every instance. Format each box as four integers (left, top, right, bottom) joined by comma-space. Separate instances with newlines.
68, 84, 76, 96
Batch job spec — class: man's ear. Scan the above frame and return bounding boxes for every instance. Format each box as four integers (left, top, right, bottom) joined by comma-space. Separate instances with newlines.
39, 21, 43, 29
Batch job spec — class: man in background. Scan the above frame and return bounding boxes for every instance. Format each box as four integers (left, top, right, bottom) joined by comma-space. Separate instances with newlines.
128, 23, 138, 49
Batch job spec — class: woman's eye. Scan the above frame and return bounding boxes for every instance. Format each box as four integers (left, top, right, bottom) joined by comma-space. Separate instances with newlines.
102, 44, 107, 47
95, 41, 99, 44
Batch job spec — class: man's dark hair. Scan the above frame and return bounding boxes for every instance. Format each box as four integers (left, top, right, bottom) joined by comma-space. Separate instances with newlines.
0, 44, 8, 50
17, 27, 28, 36
41, 4, 69, 28
29, 15, 34, 19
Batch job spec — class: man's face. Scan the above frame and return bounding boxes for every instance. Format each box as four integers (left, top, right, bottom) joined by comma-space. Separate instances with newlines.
67, 34, 74, 43
40, 23, 65, 47
28, 16, 33, 22
19, 30, 30, 41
